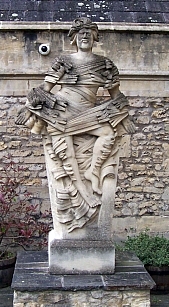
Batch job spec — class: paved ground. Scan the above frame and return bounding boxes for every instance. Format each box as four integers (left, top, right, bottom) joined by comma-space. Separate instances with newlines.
151, 292, 169, 307
0, 287, 13, 307
0, 287, 169, 307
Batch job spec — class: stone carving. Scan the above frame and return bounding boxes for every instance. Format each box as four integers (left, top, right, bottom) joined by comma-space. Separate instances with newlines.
16, 18, 135, 238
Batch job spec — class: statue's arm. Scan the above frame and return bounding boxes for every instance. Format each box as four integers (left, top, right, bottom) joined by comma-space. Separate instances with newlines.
26, 56, 69, 109
108, 86, 136, 134
16, 57, 68, 126
43, 81, 55, 93
108, 84, 121, 100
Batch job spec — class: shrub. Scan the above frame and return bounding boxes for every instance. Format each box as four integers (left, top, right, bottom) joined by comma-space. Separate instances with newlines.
0, 155, 52, 259
120, 230, 169, 267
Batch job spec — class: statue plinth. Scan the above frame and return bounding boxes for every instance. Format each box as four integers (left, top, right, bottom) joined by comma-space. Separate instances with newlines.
49, 230, 115, 274
12, 250, 155, 307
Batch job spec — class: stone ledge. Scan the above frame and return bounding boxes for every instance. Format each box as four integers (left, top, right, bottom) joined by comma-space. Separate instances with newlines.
1, 77, 168, 97
0, 21, 169, 32
1, 72, 169, 77
11, 250, 155, 292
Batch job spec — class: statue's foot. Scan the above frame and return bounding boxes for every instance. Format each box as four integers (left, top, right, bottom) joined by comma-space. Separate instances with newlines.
84, 168, 102, 195
87, 194, 101, 208
80, 188, 101, 208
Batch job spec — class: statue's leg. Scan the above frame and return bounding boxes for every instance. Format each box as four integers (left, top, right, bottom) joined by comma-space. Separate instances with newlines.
84, 124, 116, 194
63, 135, 101, 207
51, 134, 100, 208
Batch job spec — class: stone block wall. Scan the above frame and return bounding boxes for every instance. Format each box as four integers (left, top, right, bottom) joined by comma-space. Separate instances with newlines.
0, 23, 169, 97
113, 96, 169, 240
0, 96, 50, 215
1, 23, 169, 241
13, 289, 151, 307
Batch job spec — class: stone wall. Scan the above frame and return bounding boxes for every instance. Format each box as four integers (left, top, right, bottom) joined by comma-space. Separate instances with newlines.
13, 289, 151, 307
1, 23, 169, 241
113, 96, 169, 240
0, 96, 50, 214
1, 23, 169, 97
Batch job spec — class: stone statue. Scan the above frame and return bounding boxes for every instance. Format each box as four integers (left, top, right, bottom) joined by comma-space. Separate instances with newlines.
16, 18, 135, 241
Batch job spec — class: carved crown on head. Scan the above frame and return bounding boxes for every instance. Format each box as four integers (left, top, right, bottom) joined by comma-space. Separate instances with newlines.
68, 17, 99, 42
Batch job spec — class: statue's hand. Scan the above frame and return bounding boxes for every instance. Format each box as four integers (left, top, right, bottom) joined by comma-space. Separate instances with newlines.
122, 117, 136, 133
15, 107, 32, 125
104, 79, 120, 90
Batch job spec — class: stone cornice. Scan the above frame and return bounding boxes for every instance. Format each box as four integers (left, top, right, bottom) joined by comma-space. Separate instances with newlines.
0, 21, 169, 32
0, 72, 169, 78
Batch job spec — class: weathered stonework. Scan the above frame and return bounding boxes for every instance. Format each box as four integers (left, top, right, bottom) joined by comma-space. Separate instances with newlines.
12, 251, 155, 307
0, 24, 169, 97
13, 289, 151, 307
113, 96, 169, 240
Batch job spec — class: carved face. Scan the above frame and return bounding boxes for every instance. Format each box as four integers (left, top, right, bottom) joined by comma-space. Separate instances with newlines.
76, 28, 94, 51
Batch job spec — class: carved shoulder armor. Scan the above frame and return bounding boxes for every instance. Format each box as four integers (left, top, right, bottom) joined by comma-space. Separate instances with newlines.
101, 58, 119, 89
45, 56, 73, 84
45, 56, 78, 84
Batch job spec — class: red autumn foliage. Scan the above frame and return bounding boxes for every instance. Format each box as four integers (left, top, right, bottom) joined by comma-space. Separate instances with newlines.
0, 155, 52, 259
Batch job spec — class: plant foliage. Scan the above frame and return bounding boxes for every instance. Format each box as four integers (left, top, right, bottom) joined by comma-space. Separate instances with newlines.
120, 230, 169, 267
0, 155, 52, 259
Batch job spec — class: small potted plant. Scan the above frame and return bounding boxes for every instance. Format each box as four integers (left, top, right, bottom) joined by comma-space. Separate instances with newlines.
119, 230, 169, 291
0, 155, 52, 288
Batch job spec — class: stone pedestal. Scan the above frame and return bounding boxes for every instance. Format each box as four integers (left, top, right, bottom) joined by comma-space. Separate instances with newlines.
49, 230, 115, 274
12, 250, 155, 307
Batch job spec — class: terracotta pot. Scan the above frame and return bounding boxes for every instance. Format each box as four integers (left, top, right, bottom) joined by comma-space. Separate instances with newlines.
0, 255, 16, 288
145, 265, 169, 291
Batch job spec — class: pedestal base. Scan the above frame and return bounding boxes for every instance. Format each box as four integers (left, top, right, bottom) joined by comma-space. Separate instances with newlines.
12, 251, 155, 307
49, 230, 115, 274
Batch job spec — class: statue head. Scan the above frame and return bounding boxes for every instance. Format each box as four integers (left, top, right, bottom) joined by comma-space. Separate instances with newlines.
68, 17, 99, 46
